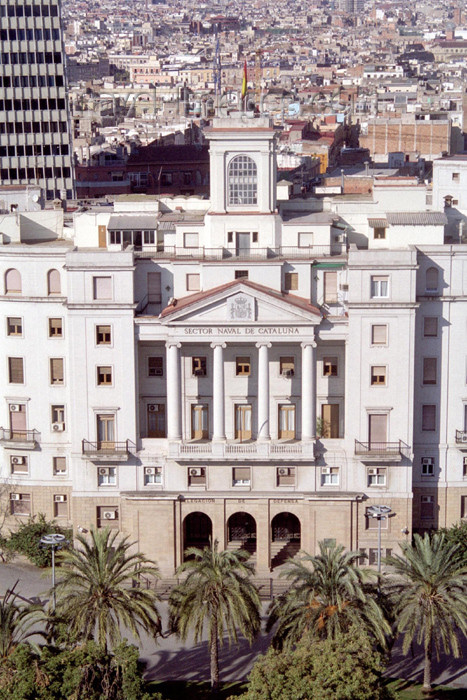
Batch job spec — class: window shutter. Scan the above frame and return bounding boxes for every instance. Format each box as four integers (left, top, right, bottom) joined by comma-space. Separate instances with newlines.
51, 358, 64, 382
422, 405, 436, 431
372, 324, 387, 344
423, 358, 437, 384
233, 467, 250, 481
9, 357, 24, 383
93, 276, 112, 300
423, 317, 438, 336
324, 271, 338, 302
426, 267, 438, 291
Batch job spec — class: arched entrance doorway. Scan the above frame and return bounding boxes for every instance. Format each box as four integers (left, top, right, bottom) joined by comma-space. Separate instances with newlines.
271, 512, 301, 569
227, 512, 257, 557
183, 512, 212, 558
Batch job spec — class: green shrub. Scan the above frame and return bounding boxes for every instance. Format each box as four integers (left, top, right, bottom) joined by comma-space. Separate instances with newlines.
4, 514, 72, 567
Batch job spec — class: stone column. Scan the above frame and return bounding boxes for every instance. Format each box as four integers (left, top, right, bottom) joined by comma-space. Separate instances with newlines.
301, 341, 317, 441
211, 342, 226, 441
256, 342, 271, 441
166, 342, 182, 440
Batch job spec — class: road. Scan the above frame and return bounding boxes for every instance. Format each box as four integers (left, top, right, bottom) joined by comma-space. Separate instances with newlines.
1, 559, 466, 688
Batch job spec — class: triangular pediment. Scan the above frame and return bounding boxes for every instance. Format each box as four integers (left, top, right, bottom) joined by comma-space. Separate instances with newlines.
160, 280, 321, 326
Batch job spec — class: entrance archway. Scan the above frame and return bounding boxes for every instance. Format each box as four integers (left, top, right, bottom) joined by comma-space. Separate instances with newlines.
227, 512, 257, 556
183, 512, 212, 557
270, 512, 301, 569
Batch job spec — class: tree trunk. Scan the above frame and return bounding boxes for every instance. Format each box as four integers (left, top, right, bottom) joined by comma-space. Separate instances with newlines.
209, 618, 219, 694
422, 636, 432, 693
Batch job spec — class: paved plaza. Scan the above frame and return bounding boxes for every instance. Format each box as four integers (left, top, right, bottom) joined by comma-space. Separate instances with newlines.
1, 559, 466, 688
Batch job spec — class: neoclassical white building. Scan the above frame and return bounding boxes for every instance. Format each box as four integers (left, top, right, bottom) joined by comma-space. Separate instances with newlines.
1, 115, 466, 575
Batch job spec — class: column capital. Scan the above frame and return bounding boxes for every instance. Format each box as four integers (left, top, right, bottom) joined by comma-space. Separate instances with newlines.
210, 342, 227, 349
165, 341, 182, 349
255, 341, 272, 349
301, 341, 317, 349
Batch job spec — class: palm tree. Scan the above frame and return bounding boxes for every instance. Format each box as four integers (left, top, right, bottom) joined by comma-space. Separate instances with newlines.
384, 532, 467, 692
267, 540, 390, 650
0, 581, 42, 658
54, 527, 161, 652
169, 539, 261, 693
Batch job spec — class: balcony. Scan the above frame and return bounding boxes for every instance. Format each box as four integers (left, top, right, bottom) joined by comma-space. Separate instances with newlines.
134, 244, 347, 262
82, 439, 135, 462
0, 428, 40, 450
455, 430, 467, 449
167, 440, 315, 461
354, 440, 406, 462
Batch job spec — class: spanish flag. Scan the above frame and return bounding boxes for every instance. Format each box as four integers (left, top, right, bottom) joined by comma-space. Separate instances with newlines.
241, 60, 247, 99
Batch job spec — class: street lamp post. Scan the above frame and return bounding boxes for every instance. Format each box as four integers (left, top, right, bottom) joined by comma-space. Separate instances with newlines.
366, 505, 393, 574
40, 533, 66, 611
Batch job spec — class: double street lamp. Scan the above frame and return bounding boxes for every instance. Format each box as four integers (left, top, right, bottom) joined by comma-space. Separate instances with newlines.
366, 505, 393, 574
40, 533, 66, 611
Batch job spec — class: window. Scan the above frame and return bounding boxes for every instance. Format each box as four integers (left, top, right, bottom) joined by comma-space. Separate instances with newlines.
236, 356, 251, 376
425, 267, 439, 293
371, 366, 387, 386
368, 548, 392, 565
420, 495, 434, 519
277, 466, 295, 486
423, 317, 438, 337
97, 415, 115, 447
279, 405, 296, 439
321, 404, 339, 438
53, 456, 67, 475
321, 466, 339, 486
422, 405, 436, 431
184, 232, 199, 248
298, 232, 313, 247
232, 466, 251, 486
93, 276, 112, 300
252, 232, 258, 243
371, 324, 387, 345
144, 466, 162, 485
280, 357, 295, 377
186, 273, 200, 291
228, 155, 257, 206
452, 172, 460, 181
374, 227, 386, 239
10, 493, 31, 516
96, 325, 111, 345
51, 405, 65, 429
423, 358, 437, 385
461, 495, 467, 518
53, 495, 68, 518
192, 356, 207, 377
368, 467, 386, 486
8, 357, 24, 383
235, 270, 248, 279
10, 455, 28, 475
7, 317, 22, 336
98, 466, 117, 486
97, 366, 112, 386
366, 507, 388, 530
188, 467, 206, 486
235, 405, 252, 441
284, 272, 298, 291
5, 268, 21, 294
50, 358, 64, 385
324, 271, 338, 303
323, 357, 338, 377
421, 457, 434, 476
148, 357, 163, 377
48, 318, 63, 337
47, 269, 61, 295
97, 505, 118, 528
371, 275, 389, 298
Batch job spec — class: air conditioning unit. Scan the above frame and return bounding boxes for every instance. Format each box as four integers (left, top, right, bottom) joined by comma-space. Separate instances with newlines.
462, 434, 467, 443
144, 467, 156, 476
190, 467, 203, 476
340, 283, 349, 291
11, 456, 25, 465
335, 233, 345, 243
322, 467, 331, 475
283, 369, 294, 378
102, 510, 116, 520
368, 468, 378, 475
10, 494, 20, 501
422, 458, 434, 467
278, 467, 289, 476
99, 467, 110, 476
54, 495, 66, 503
148, 404, 159, 412
9, 404, 20, 412
52, 422, 64, 432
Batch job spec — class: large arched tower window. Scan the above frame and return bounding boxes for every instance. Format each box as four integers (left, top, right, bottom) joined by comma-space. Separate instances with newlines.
228, 155, 257, 206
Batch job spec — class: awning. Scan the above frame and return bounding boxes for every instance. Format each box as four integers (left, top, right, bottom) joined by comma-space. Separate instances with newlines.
107, 214, 158, 230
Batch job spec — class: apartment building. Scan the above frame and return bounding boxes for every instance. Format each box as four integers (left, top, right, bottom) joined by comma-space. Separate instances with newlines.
1, 116, 466, 575
0, 0, 74, 201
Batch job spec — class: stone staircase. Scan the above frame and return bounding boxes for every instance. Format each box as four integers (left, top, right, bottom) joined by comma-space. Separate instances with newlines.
270, 539, 301, 569
226, 539, 257, 565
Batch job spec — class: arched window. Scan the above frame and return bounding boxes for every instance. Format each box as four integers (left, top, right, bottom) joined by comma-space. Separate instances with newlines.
228, 155, 257, 206
425, 267, 439, 293
5, 268, 21, 294
47, 269, 61, 295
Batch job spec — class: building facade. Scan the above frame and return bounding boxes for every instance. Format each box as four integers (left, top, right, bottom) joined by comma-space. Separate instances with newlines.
1, 116, 466, 576
0, 0, 74, 201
